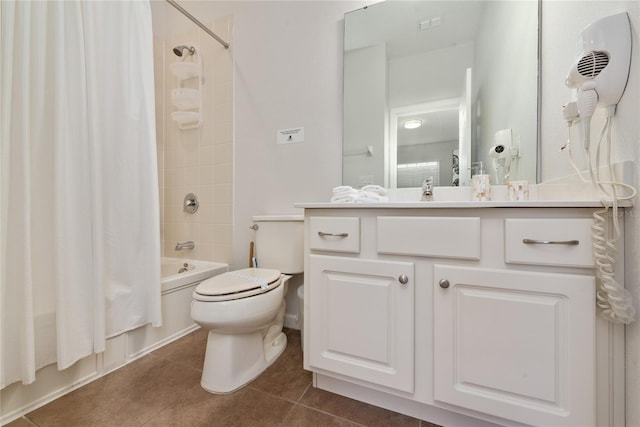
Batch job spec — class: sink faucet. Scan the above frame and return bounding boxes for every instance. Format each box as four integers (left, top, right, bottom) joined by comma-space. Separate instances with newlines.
175, 241, 195, 251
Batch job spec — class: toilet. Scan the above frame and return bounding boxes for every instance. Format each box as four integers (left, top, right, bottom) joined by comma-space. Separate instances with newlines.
190, 215, 303, 393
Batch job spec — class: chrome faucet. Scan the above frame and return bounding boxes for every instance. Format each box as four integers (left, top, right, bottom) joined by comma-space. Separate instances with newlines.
175, 241, 195, 251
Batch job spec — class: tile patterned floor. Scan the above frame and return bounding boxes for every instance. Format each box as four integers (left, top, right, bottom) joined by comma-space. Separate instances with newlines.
7, 328, 440, 427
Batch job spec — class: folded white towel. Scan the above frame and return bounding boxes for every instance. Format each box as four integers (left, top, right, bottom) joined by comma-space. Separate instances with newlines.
360, 185, 387, 196
331, 193, 358, 203
333, 186, 357, 195
357, 191, 389, 203
330, 185, 389, 203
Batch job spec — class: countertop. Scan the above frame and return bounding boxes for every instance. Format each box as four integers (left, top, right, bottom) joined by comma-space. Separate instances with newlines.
294, 200, 630, 209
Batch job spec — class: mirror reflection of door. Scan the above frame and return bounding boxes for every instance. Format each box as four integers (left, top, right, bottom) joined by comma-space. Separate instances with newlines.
458, 68, 472, 187
390, 99, 459, 188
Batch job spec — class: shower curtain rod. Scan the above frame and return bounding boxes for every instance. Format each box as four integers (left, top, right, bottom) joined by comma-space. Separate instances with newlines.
165, 0, 230, 49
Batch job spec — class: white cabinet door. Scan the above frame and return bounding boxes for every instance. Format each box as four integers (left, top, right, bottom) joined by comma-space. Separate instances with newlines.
309, 255, 414, 393
433, 265, 595, 426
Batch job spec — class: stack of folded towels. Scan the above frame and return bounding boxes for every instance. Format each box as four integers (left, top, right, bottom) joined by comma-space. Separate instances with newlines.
331, 185, 389, 203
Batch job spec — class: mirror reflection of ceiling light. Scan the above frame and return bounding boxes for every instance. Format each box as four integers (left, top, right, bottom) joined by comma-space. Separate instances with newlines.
403, 119, 423, 129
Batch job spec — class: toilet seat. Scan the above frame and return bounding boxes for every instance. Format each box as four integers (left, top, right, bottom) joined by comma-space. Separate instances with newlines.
193, 268, 281, 302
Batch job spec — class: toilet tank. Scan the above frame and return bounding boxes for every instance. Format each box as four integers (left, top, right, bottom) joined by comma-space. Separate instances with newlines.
252, 215, 304, 274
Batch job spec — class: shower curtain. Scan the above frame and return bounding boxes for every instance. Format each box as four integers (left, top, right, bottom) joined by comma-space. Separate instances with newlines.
1, 0, 161, 387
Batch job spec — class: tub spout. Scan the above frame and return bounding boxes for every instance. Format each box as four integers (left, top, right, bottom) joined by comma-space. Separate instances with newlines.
175, 241, 195, 251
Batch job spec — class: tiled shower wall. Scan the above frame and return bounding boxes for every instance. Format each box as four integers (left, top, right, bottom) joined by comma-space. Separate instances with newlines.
154, 16, 234, 265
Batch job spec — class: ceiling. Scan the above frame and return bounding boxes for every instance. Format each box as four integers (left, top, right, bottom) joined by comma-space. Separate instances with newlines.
344, 1, 486, 59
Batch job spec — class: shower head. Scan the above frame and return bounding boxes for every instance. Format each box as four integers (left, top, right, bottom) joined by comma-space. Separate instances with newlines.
173, 45, 195, 57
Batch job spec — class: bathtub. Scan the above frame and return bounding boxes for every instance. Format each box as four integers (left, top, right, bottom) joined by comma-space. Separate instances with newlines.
161, 257, 228, 293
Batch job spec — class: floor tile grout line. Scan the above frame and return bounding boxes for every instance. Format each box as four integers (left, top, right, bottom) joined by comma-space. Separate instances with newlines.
293, 402, 369, 427
295, 382, 312, 404
279, 402, 300, 426
243, 381, 368, 426
281, 382, 313, 426
245, 380, 312, 406
138, 401, 177, 427
13, 416, 39, 427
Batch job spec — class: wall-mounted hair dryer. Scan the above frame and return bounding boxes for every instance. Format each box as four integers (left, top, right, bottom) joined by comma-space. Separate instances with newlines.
565, 12, 631, 149
562, 12, 636, 325
490, 128, 518, 184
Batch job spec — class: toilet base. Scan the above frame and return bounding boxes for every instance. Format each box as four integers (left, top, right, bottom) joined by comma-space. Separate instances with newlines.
200, 329, 287, 394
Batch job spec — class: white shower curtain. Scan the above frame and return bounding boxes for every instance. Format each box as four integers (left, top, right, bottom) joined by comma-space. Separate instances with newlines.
1, 0, 161, 388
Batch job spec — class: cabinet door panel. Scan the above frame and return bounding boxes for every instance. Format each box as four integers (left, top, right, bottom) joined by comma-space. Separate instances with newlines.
433, 265, 595, 426
309, 255, 414, 393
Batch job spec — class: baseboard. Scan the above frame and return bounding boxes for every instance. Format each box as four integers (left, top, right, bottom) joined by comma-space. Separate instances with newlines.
1, 370, 100, 426
283, 312, 301, 330
124, 324, 200, 366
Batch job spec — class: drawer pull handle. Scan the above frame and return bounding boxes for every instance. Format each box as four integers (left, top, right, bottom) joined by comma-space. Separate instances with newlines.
318, 232, 349, 238
522, 238, 579, 246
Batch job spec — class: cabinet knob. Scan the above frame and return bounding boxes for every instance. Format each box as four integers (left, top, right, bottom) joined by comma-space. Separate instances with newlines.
398, 274, 409, 285
439, 279, 450, 289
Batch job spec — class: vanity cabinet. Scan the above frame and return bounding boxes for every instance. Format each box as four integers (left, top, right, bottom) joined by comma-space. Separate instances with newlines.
302, 206, 624, 427
433, 265, 594, 426
308, 255, 414, 392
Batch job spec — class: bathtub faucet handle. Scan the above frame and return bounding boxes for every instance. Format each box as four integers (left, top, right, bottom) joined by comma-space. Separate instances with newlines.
175, 241, 195, 251
183, 193, 199, 214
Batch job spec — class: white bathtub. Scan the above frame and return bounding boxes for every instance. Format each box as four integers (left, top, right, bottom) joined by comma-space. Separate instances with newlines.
161, 257, 228, 293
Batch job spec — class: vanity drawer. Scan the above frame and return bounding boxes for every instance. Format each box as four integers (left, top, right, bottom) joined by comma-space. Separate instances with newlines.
310, 216, 360, 253
504, 218, 594, 268
377, 216, 481, 259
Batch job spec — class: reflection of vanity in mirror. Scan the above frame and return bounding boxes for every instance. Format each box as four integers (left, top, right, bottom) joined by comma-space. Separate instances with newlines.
342, 1, 539, 188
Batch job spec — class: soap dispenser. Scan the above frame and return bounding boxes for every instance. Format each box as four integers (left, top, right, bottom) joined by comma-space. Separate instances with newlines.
471, 162, 491, 201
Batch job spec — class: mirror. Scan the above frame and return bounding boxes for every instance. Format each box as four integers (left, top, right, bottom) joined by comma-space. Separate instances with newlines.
343, 0, 539, 188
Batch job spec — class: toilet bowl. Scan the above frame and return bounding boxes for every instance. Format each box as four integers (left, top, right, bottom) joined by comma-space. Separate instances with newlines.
191, 215, 303, 394
191, 268, 290, 393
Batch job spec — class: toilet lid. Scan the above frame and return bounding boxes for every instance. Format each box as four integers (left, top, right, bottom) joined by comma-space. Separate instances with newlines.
193, 268, 281, 302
